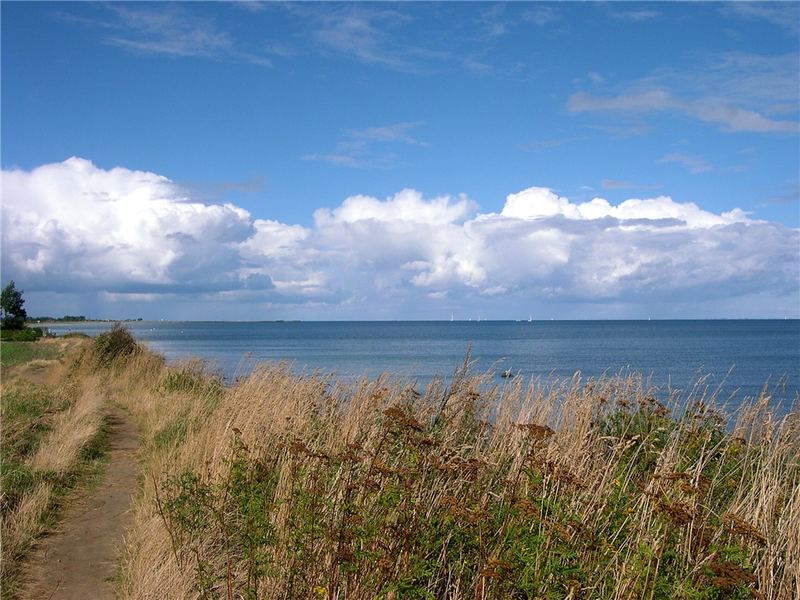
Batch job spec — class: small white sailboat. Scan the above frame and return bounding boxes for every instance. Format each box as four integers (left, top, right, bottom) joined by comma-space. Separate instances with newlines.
528, 314, 532, 323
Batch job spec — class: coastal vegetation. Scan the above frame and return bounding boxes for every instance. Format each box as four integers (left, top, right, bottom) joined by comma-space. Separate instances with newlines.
2, 329, 798, 599
108, 337, 797, 599
0, 328, 45, 343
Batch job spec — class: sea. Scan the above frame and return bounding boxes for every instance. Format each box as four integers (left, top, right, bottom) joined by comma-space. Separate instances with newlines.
42, 320, 799, 406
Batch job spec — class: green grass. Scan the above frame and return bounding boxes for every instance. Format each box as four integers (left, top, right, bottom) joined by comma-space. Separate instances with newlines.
0, 341, 58, 367
153, 417, 189, 450
0, 382, 64, 520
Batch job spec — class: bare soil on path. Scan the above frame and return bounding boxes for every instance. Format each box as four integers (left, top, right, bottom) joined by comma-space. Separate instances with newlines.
20, 407, 139, 600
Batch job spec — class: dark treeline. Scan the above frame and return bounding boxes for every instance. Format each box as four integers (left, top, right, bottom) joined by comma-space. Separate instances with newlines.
28, 315, 87, 322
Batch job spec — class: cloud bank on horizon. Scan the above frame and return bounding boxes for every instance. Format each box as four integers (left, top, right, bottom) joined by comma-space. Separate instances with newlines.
2, 158, 797, 319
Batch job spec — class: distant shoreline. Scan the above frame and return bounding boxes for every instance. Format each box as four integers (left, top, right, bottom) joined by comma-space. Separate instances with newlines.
37, 318, 800, 324
31, 319, 143, 325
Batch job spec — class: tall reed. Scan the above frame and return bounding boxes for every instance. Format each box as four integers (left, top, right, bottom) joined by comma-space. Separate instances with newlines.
110, 349, 798, 600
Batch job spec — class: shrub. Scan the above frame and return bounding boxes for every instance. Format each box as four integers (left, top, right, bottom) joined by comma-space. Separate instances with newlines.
91, 324, 140, 368
1, 327, 44, 342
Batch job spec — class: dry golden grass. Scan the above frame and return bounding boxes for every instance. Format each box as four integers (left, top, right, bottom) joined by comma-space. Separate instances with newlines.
0, 482, 53, 564
105, 348, 799, 600
27, 383, 105, 476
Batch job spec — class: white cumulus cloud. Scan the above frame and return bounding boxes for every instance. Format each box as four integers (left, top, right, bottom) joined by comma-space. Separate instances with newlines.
2, 158, 256, 293
1, 158, 797, 317
314, 189, 474, 225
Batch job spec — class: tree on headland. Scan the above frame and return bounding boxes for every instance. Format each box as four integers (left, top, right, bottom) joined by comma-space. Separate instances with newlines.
1, 281, 28, 330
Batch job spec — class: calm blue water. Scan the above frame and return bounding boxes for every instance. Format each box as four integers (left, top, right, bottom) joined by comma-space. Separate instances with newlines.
44, 320, 799, 403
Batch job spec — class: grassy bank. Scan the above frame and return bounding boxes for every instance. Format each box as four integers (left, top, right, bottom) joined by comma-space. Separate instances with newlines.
0, 341, 57, 368
0, 337, 110, 595
93, 339, 799, 600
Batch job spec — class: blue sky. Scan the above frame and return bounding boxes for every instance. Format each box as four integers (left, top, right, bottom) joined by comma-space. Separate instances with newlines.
1, 2, 799, 320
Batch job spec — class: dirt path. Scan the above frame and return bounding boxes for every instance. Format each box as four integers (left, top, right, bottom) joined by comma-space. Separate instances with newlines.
20, 407, 139, 600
